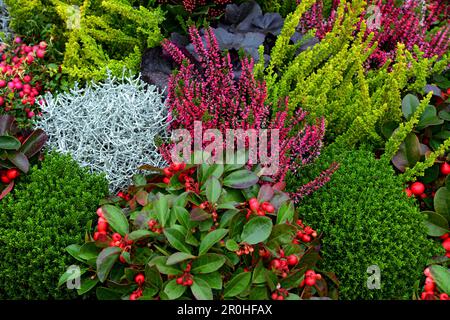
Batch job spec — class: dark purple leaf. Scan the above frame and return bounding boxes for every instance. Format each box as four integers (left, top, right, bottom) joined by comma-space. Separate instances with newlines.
140, 47, 175, 92
0, 181, 14, 200
19, 129, 48, 158
424, 84, 442, 97
7, 151, 30, 173
0, 115, 15, 135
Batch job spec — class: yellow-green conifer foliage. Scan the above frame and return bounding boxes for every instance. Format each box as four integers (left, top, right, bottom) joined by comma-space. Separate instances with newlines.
259, 0, 450, 148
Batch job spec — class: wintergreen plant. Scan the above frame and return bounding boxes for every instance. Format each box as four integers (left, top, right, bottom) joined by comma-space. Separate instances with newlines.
0, 152, 108, 299
37, 72, 168, 192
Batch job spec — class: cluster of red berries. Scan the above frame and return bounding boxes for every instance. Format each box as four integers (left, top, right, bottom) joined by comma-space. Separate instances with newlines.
420, 267, 449, 300
0, 38, 47, 119
235, 243, 254, 256
405, 163, 450, 198
0, 168, 19, 184
246, 198, 275, 219
270, 249, 299, 278
198, 201, 219, 222
441, 233, 450, 258
129, 274, 145, 300
440, 162, 450, 176
162, 162, 186, 184
405, 181, 426, 198
94, 208, 133, 263
147, 218, 163, 234
117, 191, 131, 201
176, 263, 194, 287
271, 287, 289, 300
300, 270, 322, 287
293, 219, 317, 244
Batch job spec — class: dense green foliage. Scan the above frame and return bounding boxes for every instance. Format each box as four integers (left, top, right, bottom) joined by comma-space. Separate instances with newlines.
5, 0, 164, 82
290, 146, 439, 299
0, 152, 108, 299
258, 0, 450, 147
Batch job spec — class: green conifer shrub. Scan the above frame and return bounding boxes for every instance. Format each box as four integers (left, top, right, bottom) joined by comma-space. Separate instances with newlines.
290, 145, 439, 299
5, 0, 165, 82
0, 152, 108, 299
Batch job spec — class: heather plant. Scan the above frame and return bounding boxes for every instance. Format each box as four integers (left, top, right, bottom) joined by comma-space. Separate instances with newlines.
258, 0, 450, 145
0, 152, 109, 299
37, 72, 168, 193
51, 0, 164, 82
59, 160, 339, 300
295, 0, 449, 67
291, 145, 438, 299
161, 26, 337, 199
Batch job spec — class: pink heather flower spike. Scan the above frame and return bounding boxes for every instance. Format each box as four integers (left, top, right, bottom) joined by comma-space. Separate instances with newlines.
162, 26, 334, 199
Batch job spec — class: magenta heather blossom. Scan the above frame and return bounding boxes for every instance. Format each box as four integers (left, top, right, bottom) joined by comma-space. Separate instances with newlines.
162, 26, 336, 200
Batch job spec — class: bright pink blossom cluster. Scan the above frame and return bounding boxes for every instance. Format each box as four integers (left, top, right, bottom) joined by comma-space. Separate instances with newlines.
298, 0, 449, 69
162, 26, 335, 198
0, 37, 47, 121
158, 0, 231, 15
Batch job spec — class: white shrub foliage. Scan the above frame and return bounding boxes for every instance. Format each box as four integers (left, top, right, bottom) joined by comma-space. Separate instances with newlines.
37, 72, 168, 192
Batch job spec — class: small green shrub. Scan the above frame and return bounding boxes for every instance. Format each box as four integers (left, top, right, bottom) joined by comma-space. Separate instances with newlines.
0, 152, 108, 299
290, 146, 439, 299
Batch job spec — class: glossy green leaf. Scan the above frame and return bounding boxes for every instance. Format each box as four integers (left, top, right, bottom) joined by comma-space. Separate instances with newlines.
241, 216, 273, 245
102, 204, 129, 236
198, 229, 228, 255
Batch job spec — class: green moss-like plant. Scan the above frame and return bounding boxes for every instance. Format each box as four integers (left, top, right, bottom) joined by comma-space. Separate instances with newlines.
0, 152, 108, 299
290, 145, 438, 300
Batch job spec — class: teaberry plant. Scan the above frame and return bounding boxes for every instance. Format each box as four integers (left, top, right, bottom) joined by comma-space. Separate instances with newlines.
161, 26, 338, 201
0, 114, 47, 199
59, 159, 339, 300
0, 37, 55, 126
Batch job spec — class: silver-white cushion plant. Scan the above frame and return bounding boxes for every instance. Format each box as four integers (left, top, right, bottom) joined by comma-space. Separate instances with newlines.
37, 72, 168, 193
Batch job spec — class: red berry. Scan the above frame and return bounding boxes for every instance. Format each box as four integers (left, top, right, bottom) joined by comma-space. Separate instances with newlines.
277, 295, 284, 300
176, 277, 183, 285
186, 279, 193, 286
112, 233, 122, 242
423, 268, 431, 277
305, 270, 315, 278
420, 193, 427, 199
98, 221, 108, 233
440, 293, 449, 300
271, 292, 278, 300
302, 234, 311, 242
262, 202, 275, 213
36, 49, 45, 59
129, 293, 138, 300
163, 177, 170, 184
249, 198, 259, 211
96, 207, 104, 217
1, 175, 10, 184
410, 182, 425, 196
6, 168, 19, 180
271, 259, 281, 270
163, 167, 172, 177
441, 162, 450, 175
424, 282, 435, 292
287, 254, 298, 266
134, 274, 145, 285
442, 239, 450, 251
305, 277, 316, 286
